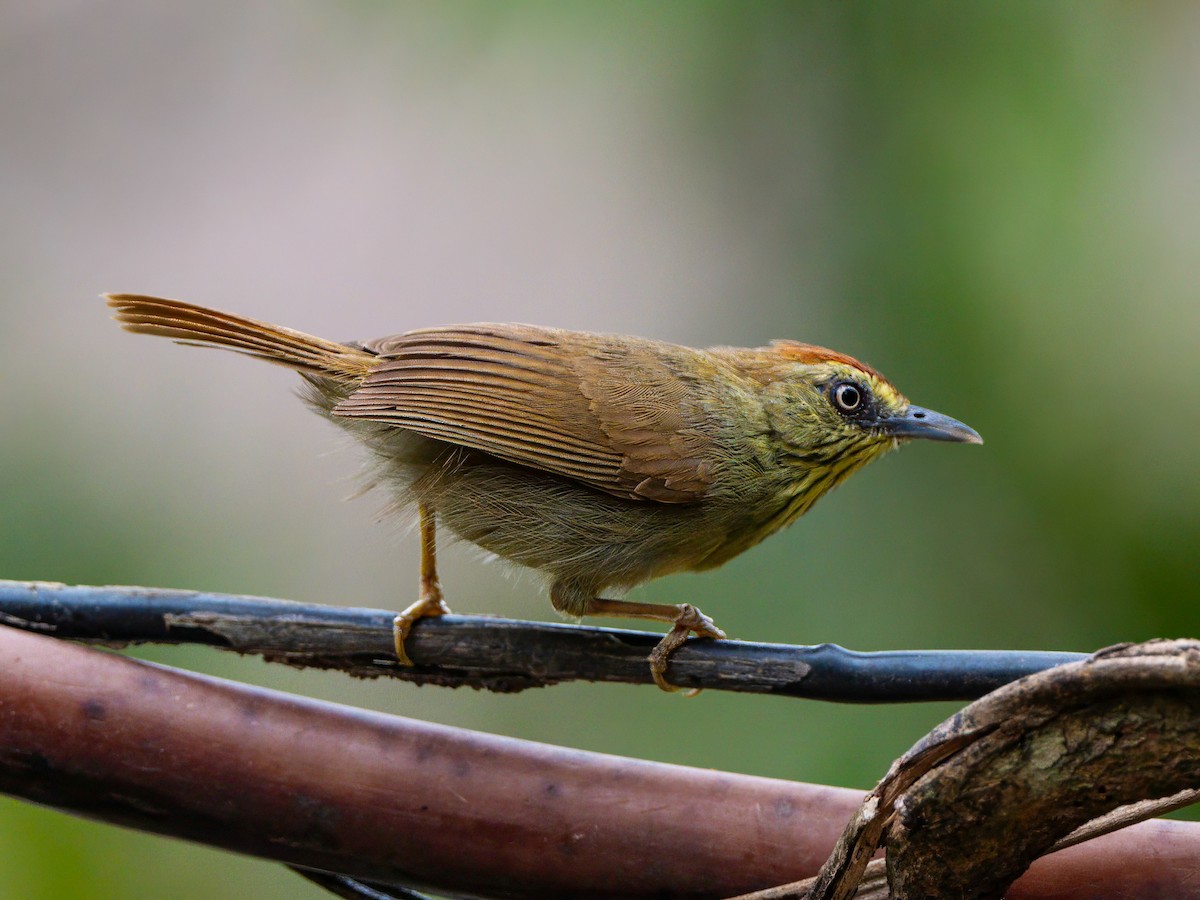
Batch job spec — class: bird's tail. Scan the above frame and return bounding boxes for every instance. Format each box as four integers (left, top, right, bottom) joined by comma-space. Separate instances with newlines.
105, 294, 376, 382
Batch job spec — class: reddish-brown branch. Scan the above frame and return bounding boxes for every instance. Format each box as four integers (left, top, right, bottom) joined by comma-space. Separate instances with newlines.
0, 627, 1196, 898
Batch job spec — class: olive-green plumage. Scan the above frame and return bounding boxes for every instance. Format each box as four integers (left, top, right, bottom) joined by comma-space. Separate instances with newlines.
106, 294, 981, 689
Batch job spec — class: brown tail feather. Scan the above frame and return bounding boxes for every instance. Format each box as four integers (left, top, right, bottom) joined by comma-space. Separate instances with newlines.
105, 294, 376, 382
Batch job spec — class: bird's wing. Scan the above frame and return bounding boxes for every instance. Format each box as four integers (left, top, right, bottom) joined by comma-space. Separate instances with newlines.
332, 324, 713, 502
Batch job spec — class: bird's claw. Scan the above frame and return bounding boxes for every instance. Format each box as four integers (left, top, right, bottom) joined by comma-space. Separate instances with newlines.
648, 603, 727, 693
392, 581, 451, 666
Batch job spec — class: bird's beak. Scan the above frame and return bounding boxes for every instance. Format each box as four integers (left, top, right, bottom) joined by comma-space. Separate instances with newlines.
883, 405, 983, 444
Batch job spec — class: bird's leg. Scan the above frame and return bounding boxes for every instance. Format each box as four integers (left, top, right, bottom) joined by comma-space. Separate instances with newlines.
393, 503, 452, 666
585, 597, 727, 692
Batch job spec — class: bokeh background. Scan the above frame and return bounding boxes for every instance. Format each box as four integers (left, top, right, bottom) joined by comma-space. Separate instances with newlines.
2, 2, 1199, 896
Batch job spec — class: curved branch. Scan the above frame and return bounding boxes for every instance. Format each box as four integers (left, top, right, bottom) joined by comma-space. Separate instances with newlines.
886, 640, 1200, 898
0, 580, 1081, 701
786, 639, 1200, 899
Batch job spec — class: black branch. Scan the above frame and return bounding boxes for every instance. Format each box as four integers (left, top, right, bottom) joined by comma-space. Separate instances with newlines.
0, 580, 1081, 701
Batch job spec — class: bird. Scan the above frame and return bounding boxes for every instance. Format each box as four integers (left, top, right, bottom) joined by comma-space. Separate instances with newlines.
105, 294, 981, 690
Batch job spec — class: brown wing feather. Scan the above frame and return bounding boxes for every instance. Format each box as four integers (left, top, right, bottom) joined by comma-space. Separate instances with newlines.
333, 324, 713, 503
573, 348, 714, 502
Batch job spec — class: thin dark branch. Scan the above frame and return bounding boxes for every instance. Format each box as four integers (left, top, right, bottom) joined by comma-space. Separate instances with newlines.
0, 580, 1081, 701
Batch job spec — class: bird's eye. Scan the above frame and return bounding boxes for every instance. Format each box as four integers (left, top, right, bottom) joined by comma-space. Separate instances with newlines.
832, 381, 865, 414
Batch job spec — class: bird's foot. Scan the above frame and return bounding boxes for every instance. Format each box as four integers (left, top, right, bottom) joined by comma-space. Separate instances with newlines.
393, 579, 451, 666
648, 604, 727, 693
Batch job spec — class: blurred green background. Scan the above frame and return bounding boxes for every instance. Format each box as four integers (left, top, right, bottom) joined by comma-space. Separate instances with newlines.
2, 2, 1198, 897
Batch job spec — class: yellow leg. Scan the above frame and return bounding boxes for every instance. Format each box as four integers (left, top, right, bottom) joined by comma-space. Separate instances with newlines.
586, 597, 727, 692
393, 504, 452, 666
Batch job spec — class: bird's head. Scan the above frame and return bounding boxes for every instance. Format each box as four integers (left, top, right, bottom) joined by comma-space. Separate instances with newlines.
759, 340, 981, 494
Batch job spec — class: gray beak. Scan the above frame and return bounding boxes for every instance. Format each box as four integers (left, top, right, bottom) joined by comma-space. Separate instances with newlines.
884, 405, 983, 444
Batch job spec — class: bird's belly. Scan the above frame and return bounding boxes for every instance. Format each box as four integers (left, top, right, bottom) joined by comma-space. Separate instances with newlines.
411, 457, 726, 592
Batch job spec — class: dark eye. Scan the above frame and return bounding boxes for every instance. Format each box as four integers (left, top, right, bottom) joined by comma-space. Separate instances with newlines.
832, 381, 866, 414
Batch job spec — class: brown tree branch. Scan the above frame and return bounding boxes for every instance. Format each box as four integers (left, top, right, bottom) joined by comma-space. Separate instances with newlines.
0, 626, 849, 898
0, 626, 1197, 898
